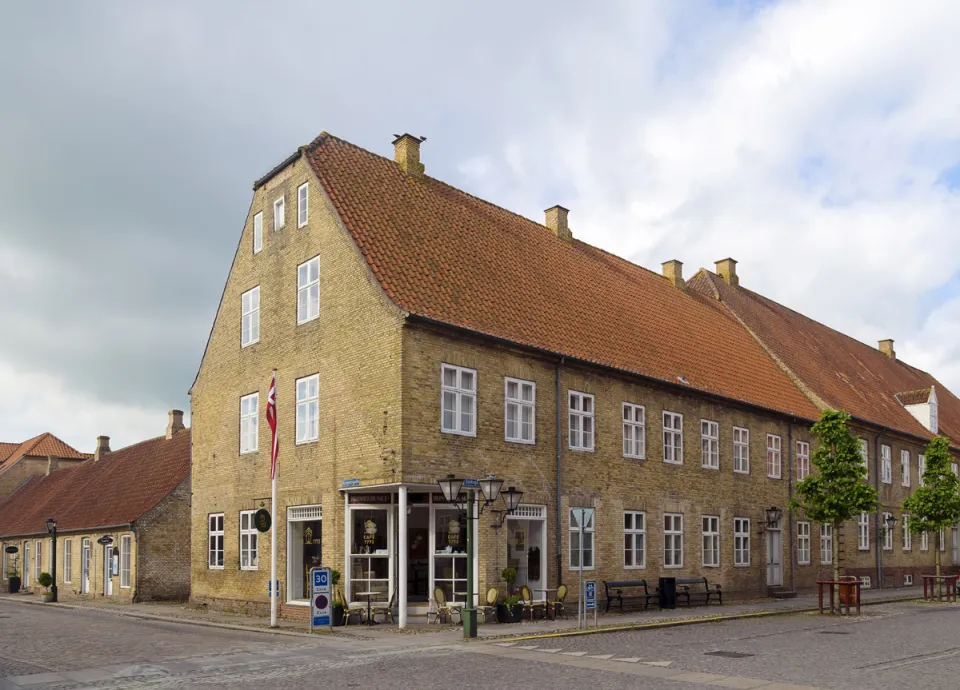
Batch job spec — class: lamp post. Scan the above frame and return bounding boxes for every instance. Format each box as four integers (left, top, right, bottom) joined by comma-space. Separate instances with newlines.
882, 514, 898, 589
45, 518, 57, 603
765, 507, 783, 529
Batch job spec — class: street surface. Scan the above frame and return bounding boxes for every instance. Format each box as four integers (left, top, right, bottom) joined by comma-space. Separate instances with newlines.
1, 599, 959, 688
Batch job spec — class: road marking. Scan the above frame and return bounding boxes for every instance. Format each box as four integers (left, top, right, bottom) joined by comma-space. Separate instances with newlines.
538, 648, 562, 653
614, 656, 641, 663
495, 642, 516, 647
587, 653, 613, 659
515, 645, 539, 650
560, 651, 588, 657
644, 660, 674, 667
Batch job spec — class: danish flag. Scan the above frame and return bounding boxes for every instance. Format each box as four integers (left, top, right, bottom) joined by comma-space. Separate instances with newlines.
267, 369, 279, 480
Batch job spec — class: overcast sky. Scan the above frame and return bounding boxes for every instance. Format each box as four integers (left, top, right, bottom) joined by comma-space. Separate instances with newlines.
2, 0, 959, 451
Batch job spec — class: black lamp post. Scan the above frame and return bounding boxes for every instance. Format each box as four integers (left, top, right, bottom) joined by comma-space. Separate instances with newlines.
45, 518, 57, 603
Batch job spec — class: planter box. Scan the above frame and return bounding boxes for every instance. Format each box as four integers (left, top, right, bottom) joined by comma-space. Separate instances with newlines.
7, 577, 20, 595
496, 603, 523, 623
41, 593, 54, 603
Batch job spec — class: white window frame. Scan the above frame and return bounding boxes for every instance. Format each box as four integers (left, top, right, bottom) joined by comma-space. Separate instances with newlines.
120, 535, 131, 588
797, 521, 811, 565
297, 183, 308, 227
734, 517, 750, 566
921, 530, 929, 551
239, 393, 259, 454
940, 528, 946, 552
253, 211, 263, 254
568, 391, 595, 451
274, 196, 285, 230
901, 449, 911, 487
35, 540, 42, 581
701, 515, 720, 567
441, 364, 477, 436
883, 512, 893, 550
624, 511, 646, 569
860, 439, 869, 480
919, 454, 926, 487
820, 523, 833, 564
902, 515, 911, 551
240, 510, 259, 571
622, 403, 646, 459
733, 427, 750, 474
297, 256, 320, 324
766, 434, 782, 479
663, 411, 683, 464
700, 420, 719, 469
663, 513, 683, 568
504, 378, 536, 444
881, 445, 892, 484
568, 508, 595, 570
796, 441, 810, 481
208, 513, 224, 569
857, 512, 870, 551
295, 374, 319, 444
63, 539, 72, 583
241, 286, 260, 348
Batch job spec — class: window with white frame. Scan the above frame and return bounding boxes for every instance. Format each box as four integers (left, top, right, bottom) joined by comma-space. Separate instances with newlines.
274, 196, 285, 230
921, 530, 929, 551
902, 516, 911, 551
239, 393, 258, 454
953, 463, 959, 477
663, 514, 683, 568
860, 439, 869, 480
35, 541, 42, 581
63, 539, 72, 583
297, 183, 308, 227
505, 378, 535, 444
253, 211, 263, 254
919, 454, 926, 487
240, 510, 259, 570
569, 391, 595, 451
734, 517, 750, 566
733, 427, 750, 473
1, 548, 6, 580
208, 514, 224, 569
569, 508, 595, 569
881, 445, 892, 484
701, 420, 719, 469
820, 523, 833, 564
295, 374, 319, 444
120, 535, 131, 588
702, 515, 720, 567
857, 512, 870, 551
796, 441, 810, 481
901, 449, 911, 487
441, 364, 476, 436
624, 511, 645, 568
622, 403, 645, 459
241, 286, 260, 347
297, 257, 320, 324
766, 434, 782, 478
797, 521, 811, 565
883, 512, 893, 550
663, 411, 683, 464
939, 528, 946, 552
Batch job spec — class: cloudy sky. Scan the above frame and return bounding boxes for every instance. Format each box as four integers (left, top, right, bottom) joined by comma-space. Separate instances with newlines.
2, 0, 959, 451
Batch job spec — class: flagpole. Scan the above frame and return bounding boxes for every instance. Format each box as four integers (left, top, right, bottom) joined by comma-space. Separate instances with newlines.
270, 369, 278, 628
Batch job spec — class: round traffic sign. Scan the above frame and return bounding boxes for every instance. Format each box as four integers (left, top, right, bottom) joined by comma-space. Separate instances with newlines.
314, 594, 328, 610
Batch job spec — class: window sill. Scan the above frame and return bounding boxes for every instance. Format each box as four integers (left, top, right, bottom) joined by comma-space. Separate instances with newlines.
296, 316, 320, 326
702, 564, 720, 568
441, 429, 477, 438
663, 565, 684, 569
798, 561, 811, 567
733, 469, 750, 475
285, 599, 309, 607
567, 566, 595, 571
240, 566, 259, 571
506, 438, 536, 445
623, 565, 646, 570
295, 439, 319, 446
663, 460, 683, 465
298, 221, 308, 229
623, 454, 646, 461
240, 450, 259, 456
569, 447, 595, 453
701, 465, 720, 471
767, 475, 782, 480
241, 340, 260, 349
734, 563, 751, 568
208, 566, 225, 571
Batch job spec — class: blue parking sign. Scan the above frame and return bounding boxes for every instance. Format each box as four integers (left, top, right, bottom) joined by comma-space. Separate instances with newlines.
584, 580, 597, 611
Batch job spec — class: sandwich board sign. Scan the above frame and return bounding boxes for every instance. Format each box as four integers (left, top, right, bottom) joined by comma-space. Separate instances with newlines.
309, 566, 332, 631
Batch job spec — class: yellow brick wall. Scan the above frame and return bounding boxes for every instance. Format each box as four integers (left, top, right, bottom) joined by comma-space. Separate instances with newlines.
0, 456, 86, 501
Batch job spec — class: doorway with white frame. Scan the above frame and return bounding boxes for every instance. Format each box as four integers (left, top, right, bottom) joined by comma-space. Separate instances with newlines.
766, 518, 783, 587
506, 505, 547, 600
81, 538, 90, 594
286, 504, 323, 604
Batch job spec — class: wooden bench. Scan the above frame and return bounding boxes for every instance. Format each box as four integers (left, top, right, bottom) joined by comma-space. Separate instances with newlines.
603, 580, 658, 612
675, 577, 721, 606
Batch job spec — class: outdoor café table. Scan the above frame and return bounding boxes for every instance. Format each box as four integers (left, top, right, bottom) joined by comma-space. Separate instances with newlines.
921, 575, 957, 602
357, 590, 379, 625
816, 579, 861, 615
535, 588, 559, 619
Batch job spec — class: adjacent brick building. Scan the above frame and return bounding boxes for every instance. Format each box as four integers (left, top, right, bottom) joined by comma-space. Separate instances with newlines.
190, 131, 960, 623
0, 412, 191, 602
0, 433, 89, 500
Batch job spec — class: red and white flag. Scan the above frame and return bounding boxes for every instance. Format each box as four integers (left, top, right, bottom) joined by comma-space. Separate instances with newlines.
267, 369, 279, 480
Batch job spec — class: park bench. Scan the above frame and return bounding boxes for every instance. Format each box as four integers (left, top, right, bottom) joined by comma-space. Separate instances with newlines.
603, 579, 658, 613
676, 577, 722, 606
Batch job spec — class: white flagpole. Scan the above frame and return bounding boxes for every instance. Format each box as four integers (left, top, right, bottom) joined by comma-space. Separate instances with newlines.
270, 370, 278, 628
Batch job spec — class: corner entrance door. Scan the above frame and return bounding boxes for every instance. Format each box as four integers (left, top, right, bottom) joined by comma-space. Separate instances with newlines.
81, 539, 90, 594
103, 545, 113, 596
766, 523, 783, 587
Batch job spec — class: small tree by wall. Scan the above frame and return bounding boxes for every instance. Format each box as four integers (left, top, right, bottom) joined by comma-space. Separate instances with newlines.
790, 410, 879, 582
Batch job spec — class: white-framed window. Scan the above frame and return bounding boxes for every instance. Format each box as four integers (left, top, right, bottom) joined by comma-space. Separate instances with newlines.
295, 374, 319, 444
919, 454, 926, 487
624, 511, 646, 568
766, 434, 782, 478
902, 515, 911, 551
240, 510, 259, 570
63, 539, 72, 583
663, 411, 683, 464
859, 576, 872, 588
504, 378, 535, 444
35, 541, 42, 580
241, 286, 260, 347
734, 517, 750, 566
239, 393, 259, 454
860, 439, 869, 480
297, 183, 308, 227
297, 256, 320, 324
702, 515, 720, 567
568, 508, 595, 570
700, 420, 719, 469
901, 450, 911, 487
568, 391, 595, 451
883, 512, 893, 550
208, 514, 224, 569
881, 445, 892, 484
939, 528, 946, 552
733, 426, 750, 474
797, 521, 811, 565
274, 196, 285, 230
857, 512, 870, 551
441, 364, 476, 436
622, 403, 645, 459
253, 211, 263, 254
921, 530, 929, 551
663, 513, 684, 568
953, 463, 959, 477
904, 573, 914, 586
796, 441, 810, 481
1, 548, 7, 581
120, 535, 131, 588
820, 523, 833, 564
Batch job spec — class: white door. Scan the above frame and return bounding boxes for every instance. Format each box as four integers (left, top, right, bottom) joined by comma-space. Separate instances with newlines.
766, 526, 783, 586
81, 540, 90, 594
23, 542, 30, 588
103, 545, 113, 596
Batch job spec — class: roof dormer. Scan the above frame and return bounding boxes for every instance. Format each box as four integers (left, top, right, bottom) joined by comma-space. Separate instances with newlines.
896, 386, 938, 434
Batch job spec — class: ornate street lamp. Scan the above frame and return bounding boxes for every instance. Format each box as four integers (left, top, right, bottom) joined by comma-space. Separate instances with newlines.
765, 506, 783, 529
45, 518, 58, 603
885, 514, 899, 532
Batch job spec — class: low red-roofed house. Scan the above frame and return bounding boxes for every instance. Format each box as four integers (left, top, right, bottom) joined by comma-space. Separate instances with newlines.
0, 432, 90, 501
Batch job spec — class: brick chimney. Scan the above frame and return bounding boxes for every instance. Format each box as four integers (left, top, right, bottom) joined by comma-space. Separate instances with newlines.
715, 258, 739, 286
46, 455, 59, 476
662, 260, 685, 289
166, 409, 185, 439
94, 435, 110, 461
879, 339, 896, 359
544, 205, 573, 242
392, 133, 425, 178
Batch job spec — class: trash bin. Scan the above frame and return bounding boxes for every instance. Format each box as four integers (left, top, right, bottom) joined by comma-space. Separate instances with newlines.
659, 577, 677, 609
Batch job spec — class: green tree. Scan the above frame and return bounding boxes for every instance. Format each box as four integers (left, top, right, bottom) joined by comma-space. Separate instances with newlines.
790, 410, 878, 582
902, 436, 960, 585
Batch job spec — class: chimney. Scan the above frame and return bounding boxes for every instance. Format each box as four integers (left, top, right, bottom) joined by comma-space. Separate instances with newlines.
544, 205, 572, 241
662, 260, 685, 289
46, 455, 59, 476
94, 435, 110, 461
879, 339, 896, 359
166, 409, 185, 439
392, 133, 425, 178
714, 258, 739, 287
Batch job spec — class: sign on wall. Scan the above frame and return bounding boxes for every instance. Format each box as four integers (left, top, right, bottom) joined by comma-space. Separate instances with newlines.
254, 509, 271, 533
97, 536, 113, 546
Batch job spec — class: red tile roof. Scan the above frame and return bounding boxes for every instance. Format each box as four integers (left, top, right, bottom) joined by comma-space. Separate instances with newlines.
688, 270, 960, 443
0, 429, 190, 537
304, 134, 820, 420
896, 389, 933, 406
0, 432, 89, 472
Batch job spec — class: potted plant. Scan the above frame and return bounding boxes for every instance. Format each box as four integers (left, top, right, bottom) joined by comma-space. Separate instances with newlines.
5, 562, 19, 594
501, 567, 517, 596
38, 572, 53, 602
330, 569, 345, 626
496, 594, 523, 623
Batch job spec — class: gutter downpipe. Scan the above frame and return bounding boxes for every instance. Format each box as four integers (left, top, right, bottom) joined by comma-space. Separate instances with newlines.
788, 422, 796, 594
875, 434, 882, 589
556, 357, 565, 587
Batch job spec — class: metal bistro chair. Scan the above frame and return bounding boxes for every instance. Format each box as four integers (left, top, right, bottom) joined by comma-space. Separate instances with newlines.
371, 588, 396, 624
548, 584, 568, 620
477, 587, 499, 624
520, 585, 547, 621
340, 588, 364, 626
428, 586, 463, 625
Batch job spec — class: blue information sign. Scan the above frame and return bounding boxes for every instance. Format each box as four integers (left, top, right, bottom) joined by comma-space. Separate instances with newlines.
584, 580, 597, 611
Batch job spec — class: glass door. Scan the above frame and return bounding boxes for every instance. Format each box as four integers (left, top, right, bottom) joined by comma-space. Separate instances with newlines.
432, 508, 467, 605
407, 506, 430, 603
349, 508, 390, 603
